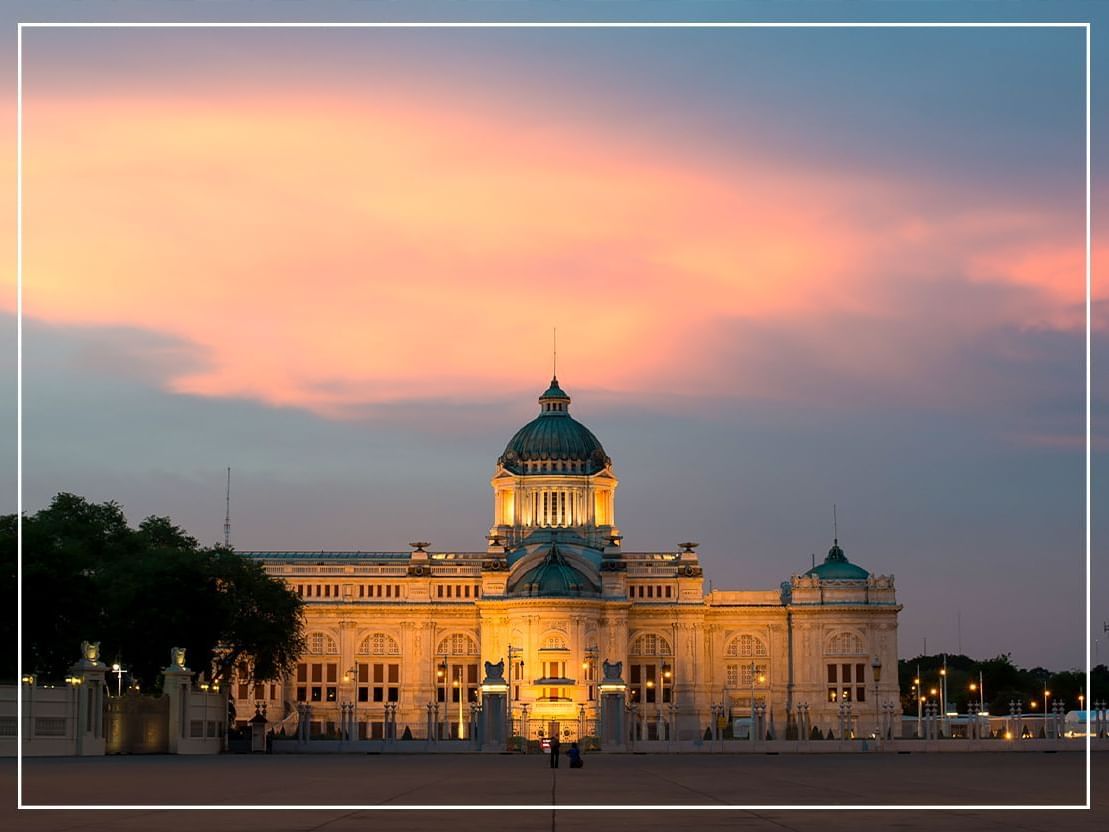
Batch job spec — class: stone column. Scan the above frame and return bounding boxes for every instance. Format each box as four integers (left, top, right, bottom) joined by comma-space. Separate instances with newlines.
162, 647, 194, 755
68, 641, 109, 756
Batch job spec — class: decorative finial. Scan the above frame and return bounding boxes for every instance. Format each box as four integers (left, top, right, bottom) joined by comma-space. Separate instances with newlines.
409, 541, 430, 553
833, 503, 838, 545
678, 542, 699, 553
553, 327, 557, 380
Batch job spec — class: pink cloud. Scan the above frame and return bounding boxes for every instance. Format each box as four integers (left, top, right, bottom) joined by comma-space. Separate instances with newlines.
12, 86, 1095, 417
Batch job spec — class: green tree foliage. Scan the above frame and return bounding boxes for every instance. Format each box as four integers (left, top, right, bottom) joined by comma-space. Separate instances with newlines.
10, 493, 304, 687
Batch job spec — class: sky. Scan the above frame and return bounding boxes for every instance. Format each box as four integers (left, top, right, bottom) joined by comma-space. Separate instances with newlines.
3, 1, 1107, 671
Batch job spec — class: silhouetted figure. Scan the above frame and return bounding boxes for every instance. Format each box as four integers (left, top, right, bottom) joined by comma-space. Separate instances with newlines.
568, 741, 583, 768
549, 735, 561, 768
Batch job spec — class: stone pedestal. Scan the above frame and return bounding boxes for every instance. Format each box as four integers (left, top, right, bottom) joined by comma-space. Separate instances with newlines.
162, 648, 194, 755
480, 659, 508, 751
68, 640, 109, 756
598, 659, 627, 751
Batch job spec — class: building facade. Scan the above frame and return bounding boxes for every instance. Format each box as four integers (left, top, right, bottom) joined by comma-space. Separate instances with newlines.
240, 377, 901, 742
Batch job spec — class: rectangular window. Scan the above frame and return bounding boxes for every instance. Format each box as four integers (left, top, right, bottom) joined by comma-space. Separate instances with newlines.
358, 687, 369, 702
464, 585, 470, 598
475, 586, 480, 598
326, 686, 337, 702
842, 664, 852, 684
827, 664, 837, 684
311, 664, 322, 683
665, 586, 672, 598
856, 663, 866, 683
296, 686, 307, 702
237, 683, 249, 700
373, 687, 384, 702
856, 686, 866, 703
297, 663, 307, 683
358, 585, 364, 598
395, 585, 401, 598
374, 664, 384, 683
386, 584, 393, 598
311, 686, 322, 701
326, 664, 337, 684
389, 665, 400, 684
726, 664, 739, 687
388, 687, 399, 702
253, 683, 265, 700
324, 584, 331, 598
270, 684, 276, 700
841, 687, 852, 703
437, 585, 443, 598
828, 688, 838, 702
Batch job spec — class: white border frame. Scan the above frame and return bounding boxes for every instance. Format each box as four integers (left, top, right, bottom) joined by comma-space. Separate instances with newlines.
14, 19, 1093, 812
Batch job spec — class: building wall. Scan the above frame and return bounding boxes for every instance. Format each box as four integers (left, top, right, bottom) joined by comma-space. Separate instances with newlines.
244, 559, 901, 740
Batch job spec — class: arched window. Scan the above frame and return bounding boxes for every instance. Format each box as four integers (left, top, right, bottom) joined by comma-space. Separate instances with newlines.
825, 631, 865, 656
357, 632, 400, 656
726, 634, 769, 658
629, 633, 672, 656
542, 634, 567, 650
436, 633, 479, 656
307, 632, 338, 655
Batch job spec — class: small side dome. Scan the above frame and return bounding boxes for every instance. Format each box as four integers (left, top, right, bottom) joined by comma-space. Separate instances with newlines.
506, 542, 601, 597
804, 539, 871, 580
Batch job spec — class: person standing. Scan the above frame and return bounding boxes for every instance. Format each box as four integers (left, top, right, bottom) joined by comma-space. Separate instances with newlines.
549, 735, 561, 768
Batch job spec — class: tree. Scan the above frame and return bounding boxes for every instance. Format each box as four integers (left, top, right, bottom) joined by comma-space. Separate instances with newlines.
13, 493, 304, 687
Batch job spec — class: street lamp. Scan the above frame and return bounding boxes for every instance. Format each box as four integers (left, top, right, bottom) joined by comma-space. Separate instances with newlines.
437, 657, 448, 740
913, 676, 922, 736
1044, 687, 1051, 737
454, 669, 464, 740
871, 656, 882, 738
110, 662, 126, 697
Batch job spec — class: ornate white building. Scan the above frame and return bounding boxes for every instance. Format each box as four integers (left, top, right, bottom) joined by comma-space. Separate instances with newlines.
240, 377, 901, 742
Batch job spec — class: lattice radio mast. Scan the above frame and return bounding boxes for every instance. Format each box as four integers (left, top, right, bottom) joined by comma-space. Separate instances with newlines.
223, 467, 232, 548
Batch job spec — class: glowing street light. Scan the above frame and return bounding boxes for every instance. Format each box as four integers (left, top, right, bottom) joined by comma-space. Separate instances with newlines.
111, 662, 126, 697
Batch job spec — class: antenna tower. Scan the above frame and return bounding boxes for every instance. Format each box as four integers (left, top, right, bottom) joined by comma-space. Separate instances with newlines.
223, 467, 231, 548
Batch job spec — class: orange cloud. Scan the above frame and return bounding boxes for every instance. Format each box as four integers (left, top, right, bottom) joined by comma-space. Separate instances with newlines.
16, 87, 1093, 416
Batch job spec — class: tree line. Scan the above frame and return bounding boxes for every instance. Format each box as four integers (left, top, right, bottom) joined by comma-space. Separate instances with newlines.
898, 653, 1106, 715
3, 493, 304, 689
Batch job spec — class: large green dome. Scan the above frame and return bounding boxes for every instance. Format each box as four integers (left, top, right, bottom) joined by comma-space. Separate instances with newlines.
498, 378, 611, 475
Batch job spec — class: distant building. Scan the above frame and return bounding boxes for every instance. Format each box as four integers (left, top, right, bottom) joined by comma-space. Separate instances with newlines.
241, 377, 901, 740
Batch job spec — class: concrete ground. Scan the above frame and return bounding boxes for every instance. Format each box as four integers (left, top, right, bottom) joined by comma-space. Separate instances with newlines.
4, 751, 1106, 831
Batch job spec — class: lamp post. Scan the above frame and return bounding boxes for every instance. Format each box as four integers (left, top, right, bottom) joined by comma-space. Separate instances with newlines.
344, 665, 357, 740
871, 656, 882, 738
111, 662, 126, 697
913, 671, 922, 736
454, 668, 464, 740
661, 660, 672, 740
437, 656, 448, 740
1044, 685, 1051, 738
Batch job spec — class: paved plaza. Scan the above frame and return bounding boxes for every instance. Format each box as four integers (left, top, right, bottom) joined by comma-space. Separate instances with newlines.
4, 751, 1107, 831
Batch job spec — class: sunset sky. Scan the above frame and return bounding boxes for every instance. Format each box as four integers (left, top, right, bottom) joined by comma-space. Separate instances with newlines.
5, 3, 1107, 670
